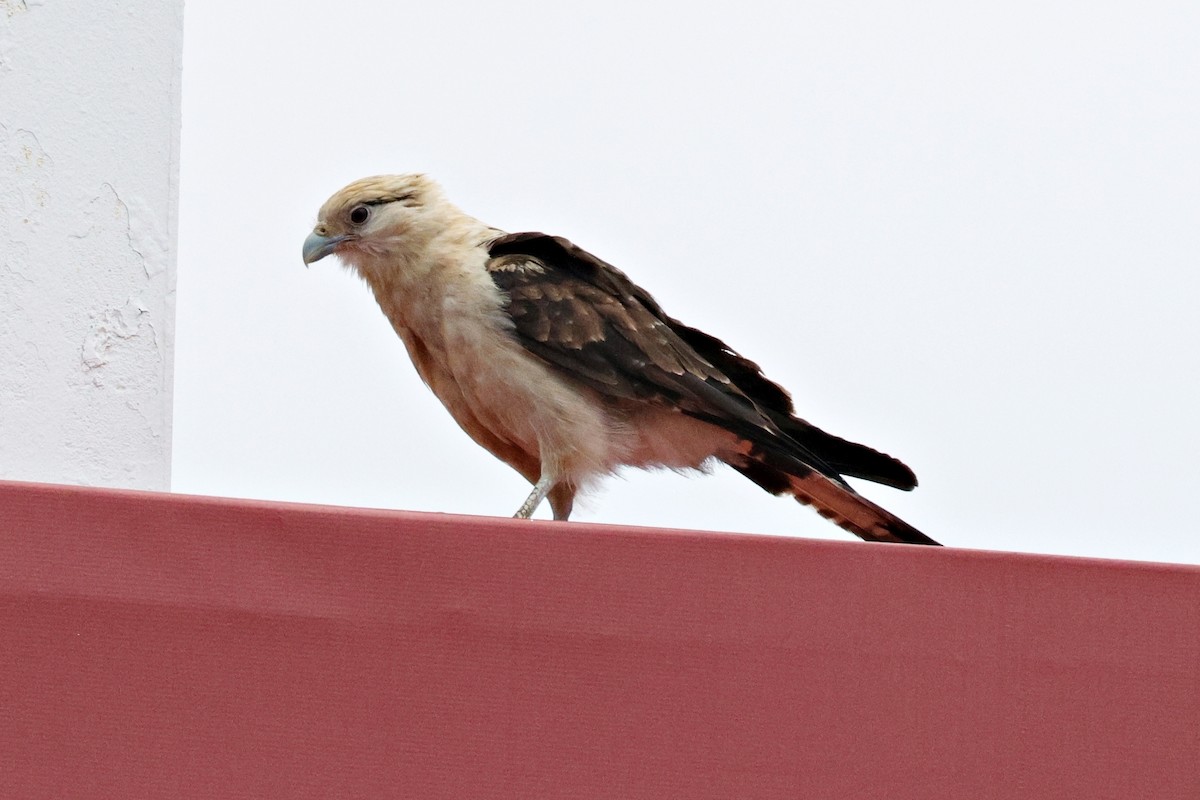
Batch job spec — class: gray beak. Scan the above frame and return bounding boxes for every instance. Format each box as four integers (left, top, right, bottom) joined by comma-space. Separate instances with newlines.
302, 231, 353, 266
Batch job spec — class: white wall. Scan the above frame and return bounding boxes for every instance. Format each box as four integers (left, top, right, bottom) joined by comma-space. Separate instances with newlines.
0, 1, 182, 489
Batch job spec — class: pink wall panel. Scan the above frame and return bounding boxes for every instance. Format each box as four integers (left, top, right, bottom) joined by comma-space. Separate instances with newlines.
2, 480, 1197, 798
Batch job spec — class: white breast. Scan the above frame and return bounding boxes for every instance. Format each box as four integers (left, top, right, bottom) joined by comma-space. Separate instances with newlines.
364, 241, 623, 485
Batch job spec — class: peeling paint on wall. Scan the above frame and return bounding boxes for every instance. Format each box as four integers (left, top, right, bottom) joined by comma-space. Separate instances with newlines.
0, 123, 53, 228
2, 1, 41, 17
81, 297, 151, 372
109, 183, 170, 280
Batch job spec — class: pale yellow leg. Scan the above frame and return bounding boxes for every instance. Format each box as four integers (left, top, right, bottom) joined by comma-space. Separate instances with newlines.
513, 474, 554, 519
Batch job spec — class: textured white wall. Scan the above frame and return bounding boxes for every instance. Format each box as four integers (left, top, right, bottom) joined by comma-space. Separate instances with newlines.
0, 1, 182, 489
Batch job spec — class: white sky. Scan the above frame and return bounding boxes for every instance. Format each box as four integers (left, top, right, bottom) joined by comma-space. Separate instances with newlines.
173, 1, 1200, 564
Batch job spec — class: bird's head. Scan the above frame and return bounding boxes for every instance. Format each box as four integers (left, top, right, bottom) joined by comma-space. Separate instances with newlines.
302, 173, 449, 269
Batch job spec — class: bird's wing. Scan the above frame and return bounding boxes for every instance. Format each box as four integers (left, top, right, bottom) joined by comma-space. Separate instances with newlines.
486, 233, 899, 487
486, 233, 736, 409
666, 322, 917, 491
485, 232, 938, 546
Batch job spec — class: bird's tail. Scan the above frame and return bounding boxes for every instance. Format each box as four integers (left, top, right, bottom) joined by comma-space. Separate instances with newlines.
727, 446, 940, 546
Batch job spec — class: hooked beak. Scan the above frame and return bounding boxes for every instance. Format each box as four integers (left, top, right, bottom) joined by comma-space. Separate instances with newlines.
302, 231, 355, 266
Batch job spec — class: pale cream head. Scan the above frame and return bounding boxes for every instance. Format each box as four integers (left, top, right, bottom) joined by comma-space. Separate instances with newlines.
302, 173, 450, 267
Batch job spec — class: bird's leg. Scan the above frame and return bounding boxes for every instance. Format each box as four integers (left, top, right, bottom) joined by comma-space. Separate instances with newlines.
513, 474, 554, 519
548, 483, 575, 521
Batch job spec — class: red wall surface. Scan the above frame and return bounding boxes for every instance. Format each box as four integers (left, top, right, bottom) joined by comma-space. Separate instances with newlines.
2, 479, 1198, 798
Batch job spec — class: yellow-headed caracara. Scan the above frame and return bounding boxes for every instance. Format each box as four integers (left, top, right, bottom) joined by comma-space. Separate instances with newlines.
303, 174, 939, 545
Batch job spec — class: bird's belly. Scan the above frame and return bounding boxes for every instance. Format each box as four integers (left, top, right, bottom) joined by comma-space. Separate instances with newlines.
437, 314, 621, 482
620, 406, 738, 471
397, 289, 736, 482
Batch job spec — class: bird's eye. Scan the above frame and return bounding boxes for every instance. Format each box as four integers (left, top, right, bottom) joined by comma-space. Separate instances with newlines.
349, 205, 370, 225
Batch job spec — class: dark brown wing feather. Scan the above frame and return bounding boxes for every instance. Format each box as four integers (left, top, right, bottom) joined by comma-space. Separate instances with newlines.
485, 232, 937, 546
670, 324, 917, 491
488, 234, 799, 447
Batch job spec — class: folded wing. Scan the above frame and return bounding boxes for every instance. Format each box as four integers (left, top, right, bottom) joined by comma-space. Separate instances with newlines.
485, 232, 937, 545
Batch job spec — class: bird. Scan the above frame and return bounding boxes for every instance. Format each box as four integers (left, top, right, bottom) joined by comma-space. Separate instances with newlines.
303, 174, 939, 546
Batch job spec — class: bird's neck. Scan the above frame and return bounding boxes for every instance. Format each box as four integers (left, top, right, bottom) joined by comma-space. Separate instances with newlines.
350, 213, 501, 341
349, 203, 478, 278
